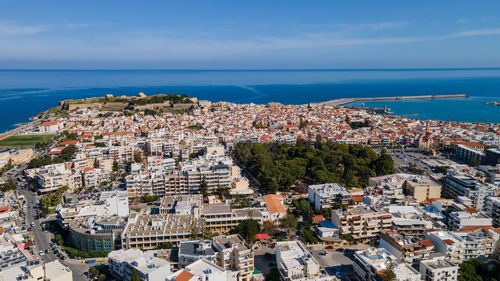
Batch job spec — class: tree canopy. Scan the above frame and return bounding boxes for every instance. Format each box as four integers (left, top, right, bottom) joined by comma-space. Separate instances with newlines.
28, 145, 77, 168
233, 141, 392, 193
237, 219, 261, 244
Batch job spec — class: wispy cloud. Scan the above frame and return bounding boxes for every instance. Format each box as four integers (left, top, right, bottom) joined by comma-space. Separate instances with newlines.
0, 21, 49, 36
331, 21, 409, 31
453, 28, 500, 37
1, 25, 500, 61
65, 22, 111, 29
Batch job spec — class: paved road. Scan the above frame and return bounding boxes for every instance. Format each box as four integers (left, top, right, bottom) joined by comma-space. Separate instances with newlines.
19, 187, 90, 281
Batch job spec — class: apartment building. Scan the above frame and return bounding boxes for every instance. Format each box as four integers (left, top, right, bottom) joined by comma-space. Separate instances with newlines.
164, 173, 190, 195
212, 235, 254, 281
159, 195, 202, 216
379, 231, 433, 265
369, 173, 441, 203
425, 230, 496, 264
167, 259, 235, 281
485, 196, 500, 227
178, 240, 218, 267
454, 143, 485, 164
183, 163, 232, 193
443, 174, 496, 211
108, 145, 134, 163
121, 213, 202, 250
201, 204, 264, 233
447, 211, 492, 230
275, 241, 330, 281
388, 206, 433, 237
331, 205, 392, 240
108, 249, 171, 281
28, 163, 83, 193
308, 183, 350, 210
483, 148, 500, 166
419, 257, 458, 281
82, 167, 111, 187
353, 248, 420, 281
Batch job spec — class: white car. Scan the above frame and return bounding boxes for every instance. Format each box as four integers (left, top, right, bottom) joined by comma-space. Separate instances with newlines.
39, 250, 44, 256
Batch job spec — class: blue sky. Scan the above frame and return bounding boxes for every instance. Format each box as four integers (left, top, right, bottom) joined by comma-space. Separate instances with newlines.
1, 0, 500, 69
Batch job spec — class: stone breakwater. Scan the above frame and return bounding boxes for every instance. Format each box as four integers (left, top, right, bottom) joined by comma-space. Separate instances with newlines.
311, 94, 469, 106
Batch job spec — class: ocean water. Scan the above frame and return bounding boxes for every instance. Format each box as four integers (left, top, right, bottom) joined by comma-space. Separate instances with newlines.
0, 69, 500, 132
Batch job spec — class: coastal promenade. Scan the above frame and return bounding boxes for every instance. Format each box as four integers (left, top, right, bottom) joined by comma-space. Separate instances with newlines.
311, 94, 469, 107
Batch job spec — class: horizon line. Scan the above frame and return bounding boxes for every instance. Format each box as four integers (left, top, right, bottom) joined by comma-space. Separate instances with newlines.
1, 67, 500, 72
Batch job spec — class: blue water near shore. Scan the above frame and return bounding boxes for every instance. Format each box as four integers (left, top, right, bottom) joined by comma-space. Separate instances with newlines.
1, 69, 500, 132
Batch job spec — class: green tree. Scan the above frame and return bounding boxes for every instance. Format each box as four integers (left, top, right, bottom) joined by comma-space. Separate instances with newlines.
112, 160, 119, 172
299, 226, 318, 244
374, 151, 395, 176
0, 177, 17, 192
237, 219, 261, 244
131, 268, 140, 281
341, 234, 354, 243
261, 221, 278, 236
97, 274, 106, 281
89, 267, 99, 279
199, 176, 209, 197
134, 151, 142, 163
217, 185, 231, 198
379, 263, 396, 281
280, 213, 298, 232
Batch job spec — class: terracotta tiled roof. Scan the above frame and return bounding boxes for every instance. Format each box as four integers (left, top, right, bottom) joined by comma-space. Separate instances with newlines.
263, 194, 286, 214
174, 270, 194, 281
312, 215, 326, 223
40, 121, 59, 126
420, 239, 434, 248
443, 239, 455, 245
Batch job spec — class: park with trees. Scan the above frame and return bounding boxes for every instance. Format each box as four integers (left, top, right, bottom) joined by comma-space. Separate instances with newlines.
233, 140, 394, 194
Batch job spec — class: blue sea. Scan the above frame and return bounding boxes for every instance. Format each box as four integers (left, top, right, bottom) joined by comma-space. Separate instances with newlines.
1, 68, 500, 133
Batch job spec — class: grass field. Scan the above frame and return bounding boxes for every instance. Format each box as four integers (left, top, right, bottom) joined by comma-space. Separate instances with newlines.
0, 135, 54, 146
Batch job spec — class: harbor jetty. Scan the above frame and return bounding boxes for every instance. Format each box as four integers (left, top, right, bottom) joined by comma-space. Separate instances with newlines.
485, 100, 500, 106
312, 93, 469, 107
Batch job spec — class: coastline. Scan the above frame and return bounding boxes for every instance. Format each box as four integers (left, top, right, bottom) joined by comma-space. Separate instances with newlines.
0, 93, 481, 141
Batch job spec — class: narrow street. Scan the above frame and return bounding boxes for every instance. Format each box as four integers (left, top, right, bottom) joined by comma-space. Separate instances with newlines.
19, 187, 90, 281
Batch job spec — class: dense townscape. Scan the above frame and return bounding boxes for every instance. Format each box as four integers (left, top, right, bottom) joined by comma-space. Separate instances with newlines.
0, 93, 499, 281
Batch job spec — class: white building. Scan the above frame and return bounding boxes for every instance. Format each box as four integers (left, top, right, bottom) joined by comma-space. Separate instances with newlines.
485, 196, 500, 227
167, 259, 236, 281
353, 248, 420, 281
425, 230, 496, 264
100, 190, 129, 217
275, 241, 328, 281
443, 175, 496, 211
212, 235, 254, 281
45, 260, 73, 281
38, 121, 63, 134
419, 257, 458, 281
447, 211, 492, 230
308, 183, 350, 210
108, 249, 171, 281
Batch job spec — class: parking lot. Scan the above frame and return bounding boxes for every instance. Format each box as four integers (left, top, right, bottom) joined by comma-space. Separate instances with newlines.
310, 248, 354, 280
